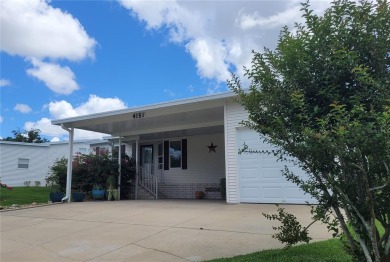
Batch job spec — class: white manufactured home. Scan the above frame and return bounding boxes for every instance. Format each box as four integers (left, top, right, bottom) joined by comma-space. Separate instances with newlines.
52, 92, 312, 204
0, 139, 131, 186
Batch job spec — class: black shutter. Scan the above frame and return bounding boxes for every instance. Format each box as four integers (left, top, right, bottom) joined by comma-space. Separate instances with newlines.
182, 139, 187, 170
164, 140, 169, 170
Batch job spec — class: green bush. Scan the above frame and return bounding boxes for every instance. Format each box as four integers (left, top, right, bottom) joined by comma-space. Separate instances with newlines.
47, 153, 136, 198
46, 157, 67, 192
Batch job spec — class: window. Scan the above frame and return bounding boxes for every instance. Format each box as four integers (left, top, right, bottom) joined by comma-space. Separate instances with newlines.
18, 158, 29, 169
164, 139, 187, 170
78, 148, 87, 154
169, 141, 182, 168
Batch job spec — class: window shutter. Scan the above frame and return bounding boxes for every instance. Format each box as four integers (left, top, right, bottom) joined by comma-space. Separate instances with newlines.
182, 139, 187, 170
164, 140, 169, 170
96, 146, 100, 156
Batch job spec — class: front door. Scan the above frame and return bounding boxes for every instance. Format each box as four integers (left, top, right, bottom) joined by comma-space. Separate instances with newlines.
140, 145, 153, 176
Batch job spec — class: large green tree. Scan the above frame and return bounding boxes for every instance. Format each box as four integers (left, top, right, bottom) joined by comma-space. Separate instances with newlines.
229, 0, 390, 261
2, 128, 49, 143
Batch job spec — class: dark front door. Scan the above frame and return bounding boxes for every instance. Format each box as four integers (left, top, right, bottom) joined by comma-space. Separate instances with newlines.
140, 145, 153, 175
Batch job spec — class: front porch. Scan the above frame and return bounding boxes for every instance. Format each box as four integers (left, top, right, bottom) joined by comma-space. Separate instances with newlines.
52, 92, 236, 203
126, 131, 226, 200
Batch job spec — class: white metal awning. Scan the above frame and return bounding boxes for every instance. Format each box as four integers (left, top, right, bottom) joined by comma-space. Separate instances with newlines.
52, 92, 235, 140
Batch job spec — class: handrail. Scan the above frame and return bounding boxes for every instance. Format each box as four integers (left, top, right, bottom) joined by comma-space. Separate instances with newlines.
138, 166, 158, 199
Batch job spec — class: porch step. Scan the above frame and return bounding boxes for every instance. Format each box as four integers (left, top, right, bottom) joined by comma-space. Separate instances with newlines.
136, 185, 156, 200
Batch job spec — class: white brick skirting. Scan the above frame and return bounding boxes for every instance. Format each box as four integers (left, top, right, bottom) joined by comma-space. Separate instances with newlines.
158, 183, 223, 200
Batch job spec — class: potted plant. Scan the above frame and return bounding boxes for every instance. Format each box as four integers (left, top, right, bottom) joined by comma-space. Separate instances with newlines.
91, 184, 105, 200
49, 184, 64, 203
72, 191, 85, 202
106, 175, 118, 201
47, 158, 67, 202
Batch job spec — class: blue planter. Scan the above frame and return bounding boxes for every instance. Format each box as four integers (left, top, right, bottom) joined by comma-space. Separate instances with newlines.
50, 192, 64, 202
91, 189, 105, 200
72, 192, 85, 202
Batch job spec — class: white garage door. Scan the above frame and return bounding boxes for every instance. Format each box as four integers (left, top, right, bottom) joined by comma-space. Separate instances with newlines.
237, 128, 314, 204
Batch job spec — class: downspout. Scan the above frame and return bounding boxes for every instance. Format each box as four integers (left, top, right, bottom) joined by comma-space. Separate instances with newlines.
117, 137, 122, 200
61, 124, 74, 203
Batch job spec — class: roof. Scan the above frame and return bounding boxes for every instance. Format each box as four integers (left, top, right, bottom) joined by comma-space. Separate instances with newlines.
0, 139, 109, 147
52, 91, 236, 140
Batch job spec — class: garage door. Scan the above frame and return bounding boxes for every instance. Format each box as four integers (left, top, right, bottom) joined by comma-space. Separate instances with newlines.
237, 128, 314, 204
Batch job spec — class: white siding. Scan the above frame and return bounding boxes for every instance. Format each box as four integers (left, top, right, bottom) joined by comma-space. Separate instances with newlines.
140, 133, 225, 184
0, 143, 49, 186
0, 141, 111, 186
224, 100, 249, 203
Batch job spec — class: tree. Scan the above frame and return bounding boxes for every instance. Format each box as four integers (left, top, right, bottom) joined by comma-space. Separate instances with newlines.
2, 128, 49, 143
229, 0, 390, 261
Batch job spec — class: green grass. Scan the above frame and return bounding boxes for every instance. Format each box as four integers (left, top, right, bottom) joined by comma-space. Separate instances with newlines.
208, 238, 352, 262
0, 186, 52, 207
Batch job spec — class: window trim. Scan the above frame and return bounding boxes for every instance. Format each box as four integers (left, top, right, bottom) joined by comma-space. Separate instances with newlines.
18, 158, 29, 169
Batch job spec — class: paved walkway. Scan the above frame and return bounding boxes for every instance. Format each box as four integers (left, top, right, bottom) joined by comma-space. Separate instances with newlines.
1, 200, 331, 261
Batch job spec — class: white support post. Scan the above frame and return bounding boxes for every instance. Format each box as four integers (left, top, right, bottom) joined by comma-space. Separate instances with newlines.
135, 139, 139, 199
61, 125, 74, 203
117, 137, 122, 200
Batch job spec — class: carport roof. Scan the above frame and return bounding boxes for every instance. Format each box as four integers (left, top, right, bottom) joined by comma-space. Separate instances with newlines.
52, 92, 236, 139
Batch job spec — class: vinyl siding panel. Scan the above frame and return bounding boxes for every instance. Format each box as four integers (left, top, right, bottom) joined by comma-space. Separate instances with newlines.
0, 143, 49, 186
225, 100, 249, 203
0, 141, 111, 186
141, 133, 225, 184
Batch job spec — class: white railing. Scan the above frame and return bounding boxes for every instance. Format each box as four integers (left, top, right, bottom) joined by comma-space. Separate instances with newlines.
138, 166, 158, 199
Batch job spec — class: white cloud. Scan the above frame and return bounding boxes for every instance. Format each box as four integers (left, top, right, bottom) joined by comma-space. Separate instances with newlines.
49, 95, 127, 120
50, 137, 60, 142
1, 0, 96, 95
0, 79, 11, 87
25, 95, 127, 140
0, 0, 96, 61
118, 0, 330, 83
14, 104, 32, 113
26, 59, 79, 95
0, 116, 3, 123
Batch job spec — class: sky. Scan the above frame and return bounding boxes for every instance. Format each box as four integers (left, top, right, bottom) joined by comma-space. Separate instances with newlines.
0, 0, 331, 141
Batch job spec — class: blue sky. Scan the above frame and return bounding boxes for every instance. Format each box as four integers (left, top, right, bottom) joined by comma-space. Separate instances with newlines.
0, 0, 330, 141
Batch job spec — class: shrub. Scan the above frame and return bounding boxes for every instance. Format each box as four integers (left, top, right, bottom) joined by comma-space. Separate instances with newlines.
47, 153, 136, 198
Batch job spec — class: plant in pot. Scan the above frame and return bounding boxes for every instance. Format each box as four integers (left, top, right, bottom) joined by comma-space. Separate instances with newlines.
91, 184, 105, 200
106, 175, 118, 201
72, 191, 85, 202
47, 157, 67, 202
49, 184, 64, 202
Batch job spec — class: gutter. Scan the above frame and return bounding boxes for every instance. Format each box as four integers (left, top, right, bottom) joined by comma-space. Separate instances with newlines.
61, 124, 74, 203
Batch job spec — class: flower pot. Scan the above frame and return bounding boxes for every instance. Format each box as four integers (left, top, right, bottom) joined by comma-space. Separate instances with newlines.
107, 189, 119, 201
50, 192, 64, 202
195, 191, 204, 199
92, 189, 105, 200
72, 192, 85, 202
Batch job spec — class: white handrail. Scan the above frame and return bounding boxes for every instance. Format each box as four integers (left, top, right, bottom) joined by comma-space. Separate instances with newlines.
138, 166, 158, 199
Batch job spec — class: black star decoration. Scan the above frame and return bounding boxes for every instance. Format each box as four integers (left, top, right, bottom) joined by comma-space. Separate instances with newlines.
207, 142, 217, 153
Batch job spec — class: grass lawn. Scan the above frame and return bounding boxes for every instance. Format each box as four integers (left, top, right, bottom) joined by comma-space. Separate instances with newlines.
208, 238, 352, 262
0, 186, 51, 207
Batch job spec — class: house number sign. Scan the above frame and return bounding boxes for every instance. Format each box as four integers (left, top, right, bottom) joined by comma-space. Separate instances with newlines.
132, 112, 145, 119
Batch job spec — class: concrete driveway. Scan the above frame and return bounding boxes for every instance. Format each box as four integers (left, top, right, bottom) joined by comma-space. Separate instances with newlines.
1, 200, 331, 261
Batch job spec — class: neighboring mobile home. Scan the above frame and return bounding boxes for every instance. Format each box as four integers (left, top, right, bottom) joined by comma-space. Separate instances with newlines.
52, 92, 313, 204
0, 139, 131, 186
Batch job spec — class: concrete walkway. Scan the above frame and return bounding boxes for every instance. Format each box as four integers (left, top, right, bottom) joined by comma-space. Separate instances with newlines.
1, 200, 331, 261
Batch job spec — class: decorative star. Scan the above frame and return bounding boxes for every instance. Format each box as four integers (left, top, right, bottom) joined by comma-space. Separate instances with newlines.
207, 142, 217, 153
